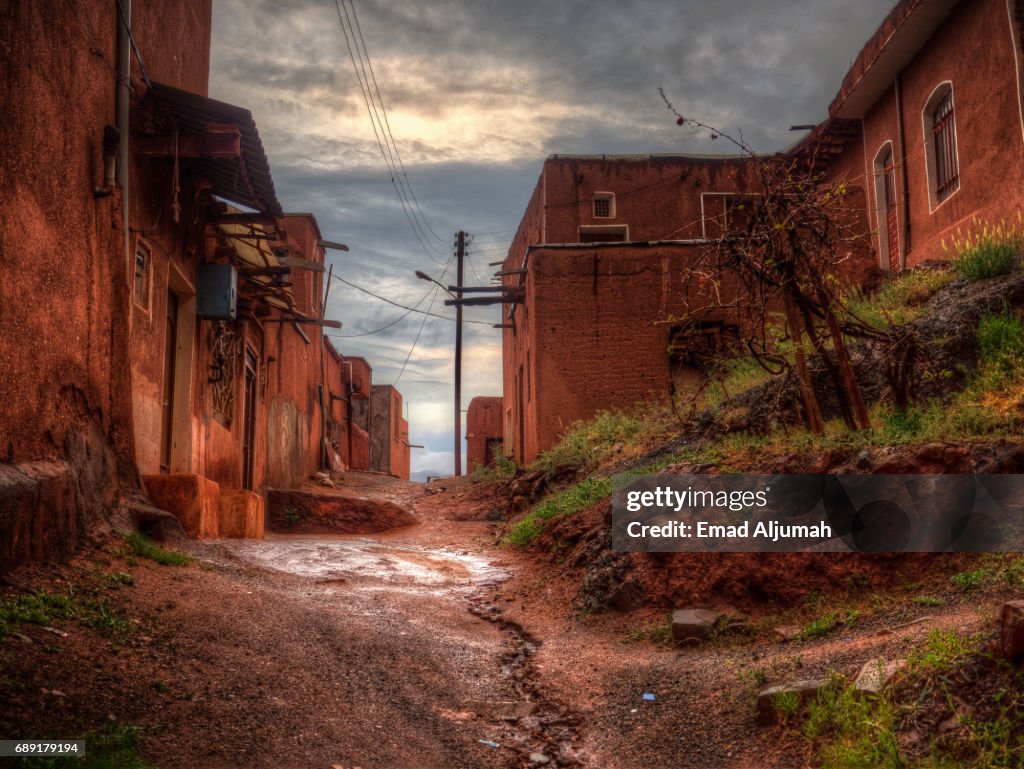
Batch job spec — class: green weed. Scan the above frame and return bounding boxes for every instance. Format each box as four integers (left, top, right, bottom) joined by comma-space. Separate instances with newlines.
502, 477, 613, 550
947, 216, 1023, 280
19, 725, 153, 769
125, 532, 191, 567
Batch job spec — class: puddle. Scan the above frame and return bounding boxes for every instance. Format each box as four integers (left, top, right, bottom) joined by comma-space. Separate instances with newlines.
219, 536, 508, 591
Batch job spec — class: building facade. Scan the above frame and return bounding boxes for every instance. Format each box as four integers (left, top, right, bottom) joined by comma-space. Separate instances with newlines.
0, 0, 406, 564
466, 397, 503, 474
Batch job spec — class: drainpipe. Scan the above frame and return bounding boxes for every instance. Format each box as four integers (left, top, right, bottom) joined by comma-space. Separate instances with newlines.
895, 73, 911, 267
117, 0, 131, 272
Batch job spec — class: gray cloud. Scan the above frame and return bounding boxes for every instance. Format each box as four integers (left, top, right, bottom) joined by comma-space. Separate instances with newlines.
210, 0, 896, 472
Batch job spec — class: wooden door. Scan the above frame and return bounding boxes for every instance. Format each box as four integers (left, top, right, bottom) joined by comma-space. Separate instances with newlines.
160, 291, 178, 473
242, 346, 258, 490
881, 150, 900, 272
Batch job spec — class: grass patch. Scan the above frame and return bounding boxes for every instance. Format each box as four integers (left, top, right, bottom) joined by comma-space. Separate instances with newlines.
0, 591, 132, 640
913, 595, 945, 607
503, 477, 613, 550
803, 674, 902, 769
947, 216, 1023, 281
908, 628, 977, 672
705, 355, 775, 407
471, 453, 517, 483
534, 406, 672, 473
624, 615, 674, 646
800, 609, 857, 641
847, 267, 954, 329
125, 532, 192, 566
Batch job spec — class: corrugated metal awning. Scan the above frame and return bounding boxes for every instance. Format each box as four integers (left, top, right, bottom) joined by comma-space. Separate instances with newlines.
145, 82, 282, 216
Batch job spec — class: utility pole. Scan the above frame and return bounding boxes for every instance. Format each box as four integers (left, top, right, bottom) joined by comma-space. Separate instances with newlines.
454, 230, 465, 476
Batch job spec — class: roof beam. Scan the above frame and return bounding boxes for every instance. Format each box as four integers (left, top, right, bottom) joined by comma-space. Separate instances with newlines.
133, 124, 241, 158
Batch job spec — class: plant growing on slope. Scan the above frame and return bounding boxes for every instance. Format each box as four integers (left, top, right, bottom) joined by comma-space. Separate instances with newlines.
661, 92, 889, 433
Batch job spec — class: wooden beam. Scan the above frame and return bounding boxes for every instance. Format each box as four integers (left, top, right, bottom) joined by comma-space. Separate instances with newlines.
208, 213, 278, 226
494, 268, 527, 276
134, 124, 241, 159
262, 318, 343, 329
492, 323, 515, 328
280, 256, 325, 273
239, 266, 291, 277
444, 296, 523, 307
317, 239, 349, 252
447, 285, 509, 293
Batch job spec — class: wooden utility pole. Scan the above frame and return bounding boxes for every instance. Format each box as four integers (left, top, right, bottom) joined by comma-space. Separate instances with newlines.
454, 231, 465, 476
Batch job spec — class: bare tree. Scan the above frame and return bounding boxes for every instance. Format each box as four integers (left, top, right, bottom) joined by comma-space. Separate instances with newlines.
661, 91, 881, 433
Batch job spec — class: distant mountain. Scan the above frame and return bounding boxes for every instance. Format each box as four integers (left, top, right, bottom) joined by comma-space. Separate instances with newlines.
410, 468, 451, 484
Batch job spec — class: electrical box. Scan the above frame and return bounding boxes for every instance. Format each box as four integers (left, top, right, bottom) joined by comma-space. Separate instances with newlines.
196, 264, 237, 321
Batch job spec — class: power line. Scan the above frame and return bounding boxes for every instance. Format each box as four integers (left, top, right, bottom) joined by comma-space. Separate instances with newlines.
346, 0, 447, 246
331, 0, 447, 264
329, 273, 492, 326
395, 252, 455, 384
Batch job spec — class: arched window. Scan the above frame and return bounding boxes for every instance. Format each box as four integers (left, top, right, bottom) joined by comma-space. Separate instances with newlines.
923, 82, 960, 208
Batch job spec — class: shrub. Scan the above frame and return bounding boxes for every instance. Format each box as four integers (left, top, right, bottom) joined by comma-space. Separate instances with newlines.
946, 216, 1023, 280
502, 477, 613, 550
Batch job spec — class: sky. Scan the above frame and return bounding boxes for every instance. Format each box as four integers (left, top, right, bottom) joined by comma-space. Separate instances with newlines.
209, 0, 897, 479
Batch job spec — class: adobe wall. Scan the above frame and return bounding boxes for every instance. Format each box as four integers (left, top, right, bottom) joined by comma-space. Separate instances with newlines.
852, 0, 1024, 268
369, 385, 406, 477
466, 397, 503, 473
0, 1, 209, 567
539, 156, 758, 244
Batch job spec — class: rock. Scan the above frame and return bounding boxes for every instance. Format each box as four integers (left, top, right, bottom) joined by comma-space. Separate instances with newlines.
9, 632, 32, 644
757, 679, 830, 723
852, 658, 906, 694
465, 700, 536, 721
1000, 600, 1024, 660
528, 753, 550, 766
773, 625, 803, 642
266, 489, 416, 534
671, 609, 724, 642
555, 746, 580, 766
855, 450, 872, 469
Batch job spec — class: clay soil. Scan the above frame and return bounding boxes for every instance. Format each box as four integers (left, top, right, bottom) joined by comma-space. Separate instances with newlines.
0, 472, 1017, 769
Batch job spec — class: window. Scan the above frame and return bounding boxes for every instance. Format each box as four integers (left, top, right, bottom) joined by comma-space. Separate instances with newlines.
592, 192, 615, 218
700, 193, 762, 239
579, 224, 628, 243
923, 83, 960, 208
134, 241, 151, 309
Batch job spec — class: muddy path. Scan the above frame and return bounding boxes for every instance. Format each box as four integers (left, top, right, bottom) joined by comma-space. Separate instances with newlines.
0, 472, 1007, 769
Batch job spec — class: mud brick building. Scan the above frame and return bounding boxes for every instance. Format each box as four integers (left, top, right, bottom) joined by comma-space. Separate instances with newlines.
0, 0, 406, 565
501, 0, 1024, 464
500, 154, 801, 464
817, 0, 1024, 272
466, 397, 503, 474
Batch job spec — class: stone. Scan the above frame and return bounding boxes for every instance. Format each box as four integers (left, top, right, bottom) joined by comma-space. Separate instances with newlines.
142, 474, 220, 539
267, 489, 416, 534
528, 753, 550, 766
671, 609, 723, 641
218, 489, 265, 539
773, 625, 803, 642
1000, 600, 1024, 660
465, 700, 536, 721
852, 658, 906, 695
757, 679, 830, 723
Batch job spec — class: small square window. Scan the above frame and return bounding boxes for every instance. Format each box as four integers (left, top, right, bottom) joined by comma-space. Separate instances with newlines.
592, 192, 615, 218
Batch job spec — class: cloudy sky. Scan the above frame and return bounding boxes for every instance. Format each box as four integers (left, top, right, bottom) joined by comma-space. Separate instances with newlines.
209, 0, 895, 478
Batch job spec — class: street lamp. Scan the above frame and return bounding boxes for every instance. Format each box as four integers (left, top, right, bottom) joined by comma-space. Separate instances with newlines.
415, 247, 465, 477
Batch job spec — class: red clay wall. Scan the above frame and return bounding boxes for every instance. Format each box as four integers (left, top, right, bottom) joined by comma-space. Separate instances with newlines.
0, 0, 211, 567
466, 397, 503, 473
839, 0, 1024, 269
368, 385, 409, 479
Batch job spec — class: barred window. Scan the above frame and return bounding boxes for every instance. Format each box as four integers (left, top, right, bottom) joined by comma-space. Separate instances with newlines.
924, 84, 960, 207
592, 192, 615, 218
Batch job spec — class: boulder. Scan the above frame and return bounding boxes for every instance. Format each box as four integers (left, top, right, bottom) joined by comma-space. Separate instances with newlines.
773, 625, 803, 642
671, 609, 724, 642
1000, 600, 1024, 660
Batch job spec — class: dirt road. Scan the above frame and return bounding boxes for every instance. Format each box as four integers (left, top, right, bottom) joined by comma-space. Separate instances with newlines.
0, 473, 1002, 769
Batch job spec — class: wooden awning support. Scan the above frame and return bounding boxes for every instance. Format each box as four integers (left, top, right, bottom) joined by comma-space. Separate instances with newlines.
448, 285, 509, 293
134, 123, 242, 158
281, 256, 326, 273
444, 296, 523, 307
317, 239, 349, 252
207, 212, 278, 226
494, 268, 527, 276
262, 318, 343, 329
